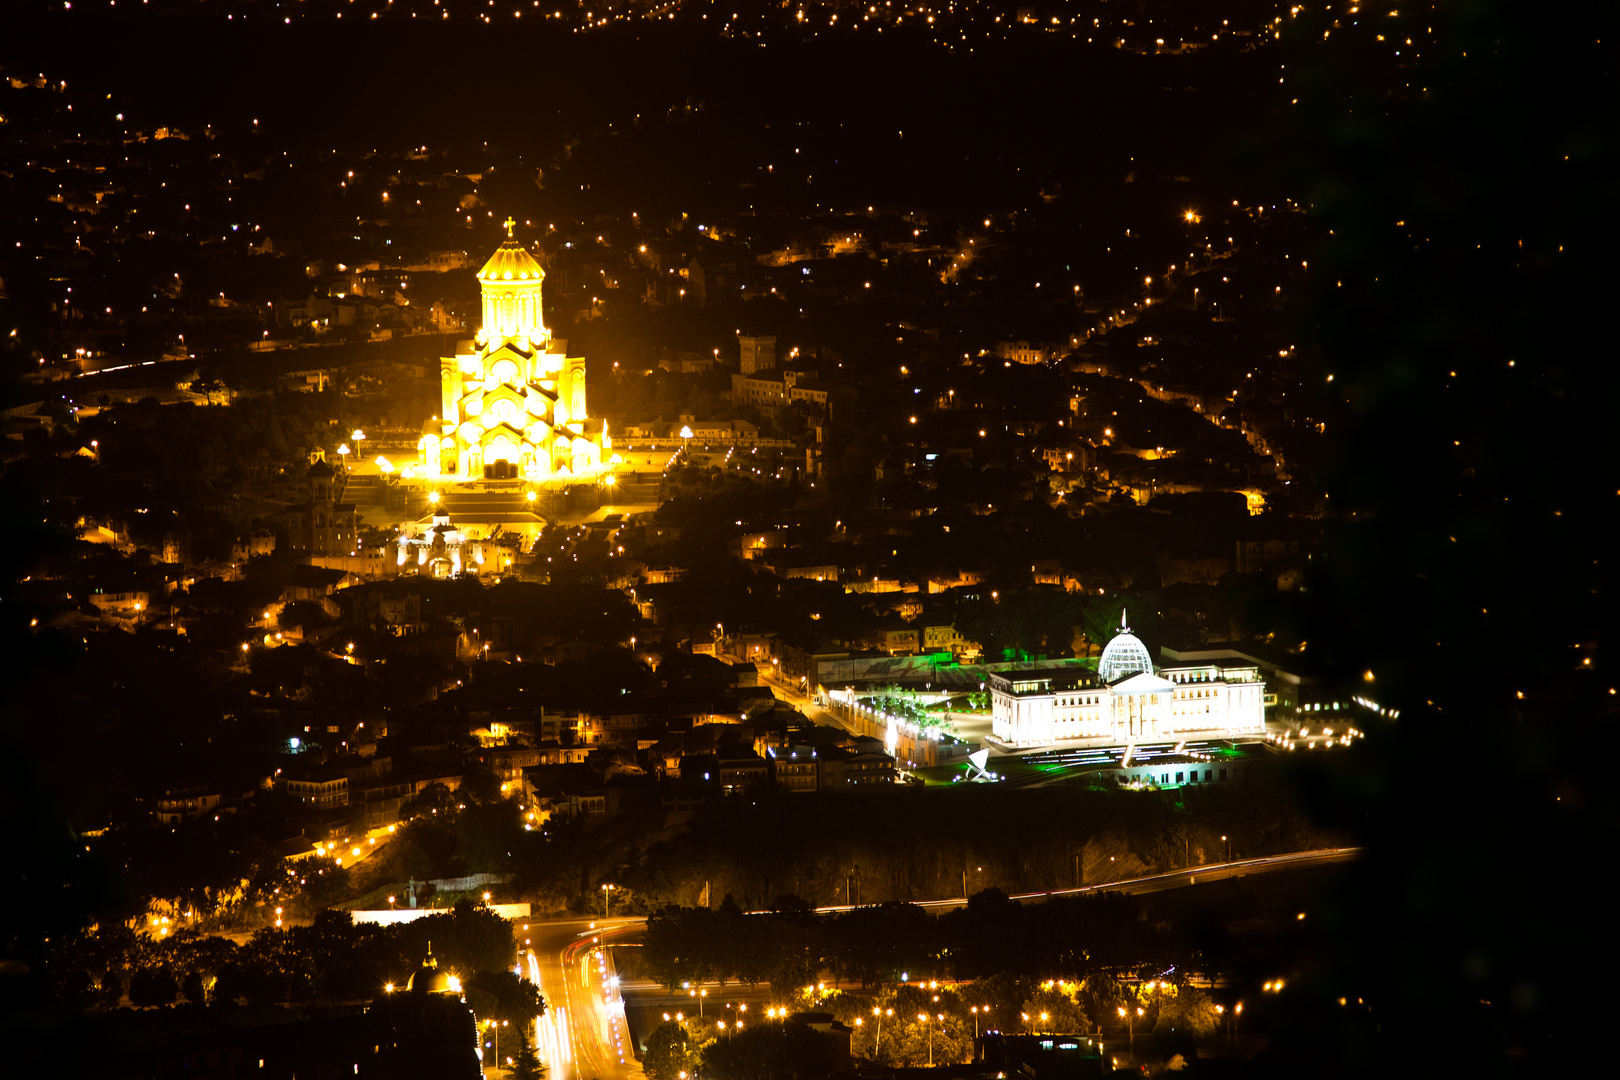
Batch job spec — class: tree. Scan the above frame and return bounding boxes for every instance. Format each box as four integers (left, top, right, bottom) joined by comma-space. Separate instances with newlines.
52, 967, 96, 1009
181, 969, 207, 1005
769, 894, 813, 917
466, 969, 545, 1027
99, 970, 123, 1008
399, 901, 518, 976
1021, 984, 1089, 1034
1073, 974, 1125, 1031
457, 799, 526, 875
460, 762, 502, 806
775, 401, 817, 443
212, 962, 245, 1005
768, 948, 819, 998
1078, 589, 1162, 658
242, 964, 288, 1006
129, 965, 179, 1007
402, 781, 456, 819
888, 1012, 972, 1066
509, 1038, 544, 1080
1152, 983, 1220, 1040
643, 1020, 701, 1080
302, 863, 351, 911
701, 1021, 832, 1080
396, 812, 460, 880
956, 970, 1030, 1032
862, 685, 935, 728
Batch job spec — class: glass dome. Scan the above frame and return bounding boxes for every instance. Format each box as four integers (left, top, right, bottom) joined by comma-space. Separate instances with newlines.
1098, 612, 1153, 683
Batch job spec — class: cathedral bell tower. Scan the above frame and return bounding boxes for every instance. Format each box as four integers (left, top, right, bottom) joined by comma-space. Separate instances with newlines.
476, 217, 549, 349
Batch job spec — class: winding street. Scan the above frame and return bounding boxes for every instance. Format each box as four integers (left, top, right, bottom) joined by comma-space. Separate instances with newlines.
521, 918, 644, 1080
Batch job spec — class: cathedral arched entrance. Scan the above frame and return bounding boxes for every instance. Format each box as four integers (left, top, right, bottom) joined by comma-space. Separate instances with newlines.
483, 434, 520, 479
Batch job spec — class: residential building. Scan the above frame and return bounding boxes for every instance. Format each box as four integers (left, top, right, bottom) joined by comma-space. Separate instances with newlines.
773, 746, 820, 793
739, 334, 776, 374
286, 456, 358, 556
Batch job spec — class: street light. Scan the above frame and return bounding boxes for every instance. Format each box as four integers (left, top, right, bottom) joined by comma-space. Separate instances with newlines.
1118, 1006, 1142, 1055
601, 883, 617, 918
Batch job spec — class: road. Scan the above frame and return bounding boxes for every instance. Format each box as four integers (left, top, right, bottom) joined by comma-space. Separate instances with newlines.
811, 846, 1364, 914
507, 849, 1356, 1077
1076, 846, 1361, 897
511, 848, 1356, 1074
523, 919, 643, 1080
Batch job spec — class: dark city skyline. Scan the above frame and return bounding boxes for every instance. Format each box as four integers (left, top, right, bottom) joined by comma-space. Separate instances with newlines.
2, 2, 1612, 1078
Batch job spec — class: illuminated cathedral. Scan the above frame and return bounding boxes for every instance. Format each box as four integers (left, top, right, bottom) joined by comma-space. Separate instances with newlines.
418, 220, 607, 481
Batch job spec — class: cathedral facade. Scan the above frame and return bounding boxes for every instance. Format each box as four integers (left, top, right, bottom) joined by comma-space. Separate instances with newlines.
418, 222, 607, 482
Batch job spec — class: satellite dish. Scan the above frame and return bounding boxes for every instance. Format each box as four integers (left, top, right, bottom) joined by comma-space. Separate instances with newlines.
964, 748, 995, 782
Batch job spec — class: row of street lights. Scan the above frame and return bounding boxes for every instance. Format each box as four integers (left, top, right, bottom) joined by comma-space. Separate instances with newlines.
859, 1004, 990, 1064
668, 979, 1249, 1067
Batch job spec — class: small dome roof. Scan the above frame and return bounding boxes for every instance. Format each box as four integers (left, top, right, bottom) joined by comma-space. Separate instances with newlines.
478, 240, 545, 283
306, 458, 335, 478
1098, 611, 1153, 684
406, 952, 454, 994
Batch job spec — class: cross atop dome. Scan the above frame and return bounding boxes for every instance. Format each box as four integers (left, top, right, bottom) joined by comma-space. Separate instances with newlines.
476, 223, 546, 287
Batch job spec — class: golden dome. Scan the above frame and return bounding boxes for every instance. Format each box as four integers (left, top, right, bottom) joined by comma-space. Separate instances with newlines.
478, 240, 545, 283
406, 951, 457, 994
